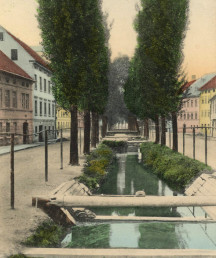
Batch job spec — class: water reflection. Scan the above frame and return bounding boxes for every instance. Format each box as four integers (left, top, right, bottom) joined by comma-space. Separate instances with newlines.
67, 154, 216, 249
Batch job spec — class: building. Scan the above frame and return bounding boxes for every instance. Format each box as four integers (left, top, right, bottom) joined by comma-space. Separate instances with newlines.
200, 75, 216, 136
56, 107, 84, 131
0, 26, 56, 142
178, 73, 216, 134
56, 107, 71, 130
178, 80, 198, 133
0, 51, 34, 146
199, 74, 216, 135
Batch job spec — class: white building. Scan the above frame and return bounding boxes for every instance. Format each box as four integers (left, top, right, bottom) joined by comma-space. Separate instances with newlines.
0, 26, 56, 141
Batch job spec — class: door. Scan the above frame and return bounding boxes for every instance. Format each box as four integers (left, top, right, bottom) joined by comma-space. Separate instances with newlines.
23, 122, 28, 144
39, 125, 43, 142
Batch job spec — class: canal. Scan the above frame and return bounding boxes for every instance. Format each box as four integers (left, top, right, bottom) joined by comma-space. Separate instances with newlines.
62, 153, 216, 249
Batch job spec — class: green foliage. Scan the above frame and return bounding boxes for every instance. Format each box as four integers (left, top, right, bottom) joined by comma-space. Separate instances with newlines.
124, 0, 189, 121
77, 144, 114, 191
8, 255, 30, 258
23, 220, 64, 248
140, 142, 211, 191
102, 140, 127, 148
37, 0, 109, 113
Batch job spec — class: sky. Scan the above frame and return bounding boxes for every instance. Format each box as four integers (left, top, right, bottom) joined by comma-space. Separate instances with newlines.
0, 0, 215, 80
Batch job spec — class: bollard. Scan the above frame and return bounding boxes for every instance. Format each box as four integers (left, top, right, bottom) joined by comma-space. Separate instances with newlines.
60, 129, 63, 169
193, 127, 195, 160
45, 130, 48, 182
10, 134, 15, 209
205, 127, 207, 166
183, 124, 186, 155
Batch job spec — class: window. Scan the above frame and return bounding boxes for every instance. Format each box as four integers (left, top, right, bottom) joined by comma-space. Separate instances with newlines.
48, 81, 51, 93
13, 122, 17, 133
21, 93, 25, 109
40, 77, 42, 91
35, 126, 37, 134
0, 89, 2, 107
44, 79, 46, 92
44, 102, 47, 116
0, 32, 4, 41
191, 113, 193, 119
191, 100, 193, 107
52, 104, 55, 117
0, 122, 2, 132
48, 103, 51, 116
195, 113, 197, 119
6, 77, 9, 83
205, 96, 207, 104
35, 100, 38, 116
195, 99, 197, 107
25, 94, 29, 109
184, 114, 186, 120
214, 89, 215, 92
34, 75, 37, 90
11, 49, 18, 60
13, 78, 16, 84
187, 101, 189, 107
202, 98, 204, 104
12, 91, 17, 108
5, 90, 10, 107
40, 101, 43, 116
6, 122, 10, 132
187, 113, 190, 120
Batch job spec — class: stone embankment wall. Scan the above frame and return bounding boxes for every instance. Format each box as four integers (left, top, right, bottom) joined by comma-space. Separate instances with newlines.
185, 170, 216, 220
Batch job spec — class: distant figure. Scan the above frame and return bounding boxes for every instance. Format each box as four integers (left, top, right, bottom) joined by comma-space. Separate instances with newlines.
135, 190, 146, 197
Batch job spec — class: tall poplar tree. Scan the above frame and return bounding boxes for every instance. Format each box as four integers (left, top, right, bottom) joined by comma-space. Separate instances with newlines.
37, 0, 109, 162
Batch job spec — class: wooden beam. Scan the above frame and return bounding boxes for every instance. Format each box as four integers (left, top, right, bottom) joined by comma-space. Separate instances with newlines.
50, 195, 216, 208
94, 215, 215, 223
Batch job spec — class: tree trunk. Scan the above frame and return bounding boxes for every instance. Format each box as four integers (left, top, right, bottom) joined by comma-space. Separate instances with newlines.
155, 115, 160, 144
84, 110, 91, 155
144, 118, 149, 139
161, 116, 166, 146
91, 112, 98, 148
102, 116, 108, 138
172, 112, 178, 152
70, 105, 79, 165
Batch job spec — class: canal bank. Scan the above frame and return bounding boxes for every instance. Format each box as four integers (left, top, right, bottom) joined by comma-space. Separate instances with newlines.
21, 137, 216, 257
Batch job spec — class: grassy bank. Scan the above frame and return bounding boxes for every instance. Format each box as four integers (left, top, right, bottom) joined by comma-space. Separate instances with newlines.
77, 143, 115, 191
140, 142, 212, 191
23, 220, 65, 248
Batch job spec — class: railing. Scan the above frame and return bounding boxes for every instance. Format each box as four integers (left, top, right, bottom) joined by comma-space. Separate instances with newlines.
0, 127, 84, 210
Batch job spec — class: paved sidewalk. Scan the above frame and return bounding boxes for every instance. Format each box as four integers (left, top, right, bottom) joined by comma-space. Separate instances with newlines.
0, 143, 40, 155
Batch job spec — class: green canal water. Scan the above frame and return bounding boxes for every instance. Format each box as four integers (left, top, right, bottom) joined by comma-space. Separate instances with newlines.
62, 154, 216, 249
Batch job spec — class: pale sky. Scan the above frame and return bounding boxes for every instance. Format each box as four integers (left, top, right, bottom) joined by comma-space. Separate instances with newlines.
0, 0, 215, 80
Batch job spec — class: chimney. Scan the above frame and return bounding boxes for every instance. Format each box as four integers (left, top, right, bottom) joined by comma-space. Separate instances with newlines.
192, 75, 196, 80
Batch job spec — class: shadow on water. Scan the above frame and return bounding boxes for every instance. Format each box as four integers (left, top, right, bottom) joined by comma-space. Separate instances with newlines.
64, 154, 216, 249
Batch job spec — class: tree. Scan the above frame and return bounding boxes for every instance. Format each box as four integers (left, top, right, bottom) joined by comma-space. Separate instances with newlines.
125, 0, 189, 148
105, 56, 131, 129
37, 0, 109, 162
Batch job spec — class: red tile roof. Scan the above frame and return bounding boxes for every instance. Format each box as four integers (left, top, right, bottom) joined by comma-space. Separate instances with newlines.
0, 51, 33, 80
199, 76, 216, 91
7, 30, 50, 70
181, 80, 196, 92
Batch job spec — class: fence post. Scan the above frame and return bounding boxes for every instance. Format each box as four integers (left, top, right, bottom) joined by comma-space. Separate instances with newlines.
10, 133, 15, 209
45, 130, 48, 182
193, 127, 195, 160
183, 124, 186, 155
205, 126, 207, 166
80, 127, 82, 154
60, 129, 63, 170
